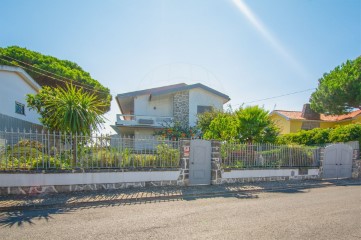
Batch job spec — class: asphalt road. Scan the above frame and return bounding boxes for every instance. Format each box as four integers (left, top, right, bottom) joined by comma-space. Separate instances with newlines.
0, 185, 360, 240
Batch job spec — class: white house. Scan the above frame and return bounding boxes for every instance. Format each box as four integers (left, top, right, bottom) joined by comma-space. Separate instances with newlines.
0, 65, 42, 131
112, 83, 230, 138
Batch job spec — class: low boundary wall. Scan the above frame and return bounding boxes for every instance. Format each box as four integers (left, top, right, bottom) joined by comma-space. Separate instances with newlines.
220, 168, 319, 184
0, 170, 182, 195
1, 140, 359, 195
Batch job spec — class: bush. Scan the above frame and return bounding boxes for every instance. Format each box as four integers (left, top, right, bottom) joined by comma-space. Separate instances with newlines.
329, 124, 361, 143
0, 146, 71, 170
14, 139, 43, 151
277, 123, 361, 147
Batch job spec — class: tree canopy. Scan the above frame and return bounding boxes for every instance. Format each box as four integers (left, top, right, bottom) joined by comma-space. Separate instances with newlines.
203, 112, 238, 141
201, 105, 279, 143
235, 106, 279, 143
310, 56, 361, 115
0, 46, 111, 112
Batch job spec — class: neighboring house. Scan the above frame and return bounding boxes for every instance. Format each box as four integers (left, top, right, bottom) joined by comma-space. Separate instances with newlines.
112, 83, 230, 138
0, 65, 42, 131
270, 103, 361, 134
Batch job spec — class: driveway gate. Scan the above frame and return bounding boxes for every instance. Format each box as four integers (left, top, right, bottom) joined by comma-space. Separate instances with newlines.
323, 144, 353, 179
189, 139, 211, 185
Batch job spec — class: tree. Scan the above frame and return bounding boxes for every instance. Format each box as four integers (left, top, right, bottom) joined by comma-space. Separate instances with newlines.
27, 84, 106, 135
196, 108, 221, 135
235, 106, 279, 143
310, 56, 361, 115
27, 84, 106, 166
0, 46, 111, 112
203, 113, 238, 141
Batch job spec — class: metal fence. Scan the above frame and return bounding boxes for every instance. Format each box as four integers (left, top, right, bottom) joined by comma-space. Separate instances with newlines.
221, 142, 321, 169
0, 130, 180, 170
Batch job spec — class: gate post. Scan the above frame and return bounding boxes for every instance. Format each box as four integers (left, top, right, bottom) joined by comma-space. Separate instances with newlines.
352, 148, 361, 179
319, 147, 325, 178
211, 140, 222, 185
178, 139, 190, 186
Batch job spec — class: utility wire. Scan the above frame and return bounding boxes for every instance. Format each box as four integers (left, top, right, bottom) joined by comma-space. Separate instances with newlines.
244, 88, 315, 104
0, 55, 111, 95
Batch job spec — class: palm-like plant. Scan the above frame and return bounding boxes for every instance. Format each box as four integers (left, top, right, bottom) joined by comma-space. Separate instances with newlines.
27, 84, 107, 166
43, 84, 106, 135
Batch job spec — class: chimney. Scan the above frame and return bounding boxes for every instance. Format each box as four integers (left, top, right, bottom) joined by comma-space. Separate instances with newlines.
301, 103, 320, 120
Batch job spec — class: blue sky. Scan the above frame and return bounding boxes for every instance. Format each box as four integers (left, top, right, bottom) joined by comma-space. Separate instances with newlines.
1, 0, 360, 133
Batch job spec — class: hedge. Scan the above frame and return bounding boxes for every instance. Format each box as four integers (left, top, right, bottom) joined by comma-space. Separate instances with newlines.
277, 123, 361, 148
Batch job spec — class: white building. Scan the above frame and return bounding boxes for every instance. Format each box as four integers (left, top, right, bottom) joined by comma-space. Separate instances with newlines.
0, 65, 42, 131
112, 83, 230, 138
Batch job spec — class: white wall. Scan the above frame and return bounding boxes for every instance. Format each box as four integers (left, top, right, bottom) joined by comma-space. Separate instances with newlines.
0, 71, 41, 125
134, 129, 157, 149
222, 169, 320, 179
188, 88, 225, 126
0, 171, 181, 187
134, 94, 173, 117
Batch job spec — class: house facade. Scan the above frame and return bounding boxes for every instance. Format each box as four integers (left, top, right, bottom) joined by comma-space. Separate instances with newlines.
112, 83, 230, 137
0, 65, 42, 131
270, 103, 361, 134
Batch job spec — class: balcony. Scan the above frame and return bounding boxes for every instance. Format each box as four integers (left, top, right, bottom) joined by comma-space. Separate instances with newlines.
116, 114, 173, 128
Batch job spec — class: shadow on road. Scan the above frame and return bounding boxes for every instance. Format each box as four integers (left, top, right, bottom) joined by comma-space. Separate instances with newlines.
0, 208, 72, 228
0, 179, 360, 228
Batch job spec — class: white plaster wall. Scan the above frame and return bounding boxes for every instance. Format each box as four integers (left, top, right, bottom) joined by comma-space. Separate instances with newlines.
134, 94, 173, 117
0, 71, 41, 124
188, 88, 224, 126
222, 169, 319, 179
134, 129, 157, 150
0, 171, 181, 187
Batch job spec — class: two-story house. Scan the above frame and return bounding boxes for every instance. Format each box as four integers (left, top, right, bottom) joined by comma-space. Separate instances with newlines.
0, 65, 42, 131
112, 83, 230, 138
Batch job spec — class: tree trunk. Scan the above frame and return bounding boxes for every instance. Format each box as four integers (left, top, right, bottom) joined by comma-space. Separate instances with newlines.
72, 136, 77, 167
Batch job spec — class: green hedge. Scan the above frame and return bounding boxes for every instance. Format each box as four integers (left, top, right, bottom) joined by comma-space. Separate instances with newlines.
277, 123, 361, 147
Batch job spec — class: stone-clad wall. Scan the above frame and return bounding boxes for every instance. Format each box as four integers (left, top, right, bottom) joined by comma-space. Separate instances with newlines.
173, 91, 189, 127
211, 141, 222, 184
352, 149, 361, 179
178, 140, 190, 186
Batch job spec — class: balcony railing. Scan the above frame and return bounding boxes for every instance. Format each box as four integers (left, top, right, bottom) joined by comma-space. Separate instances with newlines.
116, 114, 173, 127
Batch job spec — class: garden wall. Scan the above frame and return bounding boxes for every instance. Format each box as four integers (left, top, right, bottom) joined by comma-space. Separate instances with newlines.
0, 170, 183, 195
219, 168, 320, 184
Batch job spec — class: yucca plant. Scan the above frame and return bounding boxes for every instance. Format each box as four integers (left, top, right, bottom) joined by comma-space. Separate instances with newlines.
27, 83, 107, 166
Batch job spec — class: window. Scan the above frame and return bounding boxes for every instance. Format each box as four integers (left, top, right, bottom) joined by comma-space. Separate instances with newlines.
301, 121, 319, 130
15, 102, 25, 115
197, 105, 212, 114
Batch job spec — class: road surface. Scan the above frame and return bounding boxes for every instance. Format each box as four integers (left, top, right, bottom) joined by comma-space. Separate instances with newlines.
0, 185, 360, 240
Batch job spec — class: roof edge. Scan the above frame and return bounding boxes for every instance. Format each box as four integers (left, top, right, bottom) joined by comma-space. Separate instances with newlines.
0, 65, 41, 91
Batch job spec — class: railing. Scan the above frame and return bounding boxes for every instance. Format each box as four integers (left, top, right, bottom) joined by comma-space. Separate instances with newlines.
116, 114, 173, 127
221, 142, 320, 169
0, 129, 180, 170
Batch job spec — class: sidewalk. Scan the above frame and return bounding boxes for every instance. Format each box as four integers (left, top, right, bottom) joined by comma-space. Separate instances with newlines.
1, 179, 360, 211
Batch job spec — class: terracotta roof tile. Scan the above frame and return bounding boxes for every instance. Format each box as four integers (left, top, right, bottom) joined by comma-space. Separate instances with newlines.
273, 109, 361, 122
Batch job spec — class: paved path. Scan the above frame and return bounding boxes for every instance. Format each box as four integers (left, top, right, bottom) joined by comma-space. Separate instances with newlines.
0, 184, 360, 240
1, 179, 360, 211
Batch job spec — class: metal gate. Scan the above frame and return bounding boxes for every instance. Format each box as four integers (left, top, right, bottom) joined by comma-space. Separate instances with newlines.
323, 144, 353, 179
189, 139, 211, 185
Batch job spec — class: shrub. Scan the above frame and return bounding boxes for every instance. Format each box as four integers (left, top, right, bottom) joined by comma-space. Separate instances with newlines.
277, 123, 361, 147
14, 139, 43, 151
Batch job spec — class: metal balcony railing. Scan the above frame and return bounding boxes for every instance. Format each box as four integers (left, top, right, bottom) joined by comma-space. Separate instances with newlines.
116, 114, 173, 127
